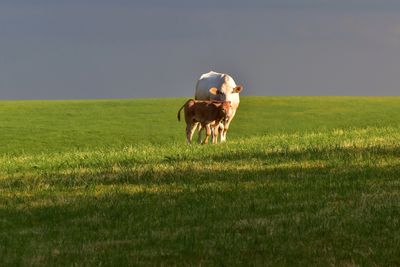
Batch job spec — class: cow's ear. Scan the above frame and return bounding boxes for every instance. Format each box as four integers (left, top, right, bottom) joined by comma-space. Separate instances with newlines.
209, 87, 218, 95
233, 85, 243, 93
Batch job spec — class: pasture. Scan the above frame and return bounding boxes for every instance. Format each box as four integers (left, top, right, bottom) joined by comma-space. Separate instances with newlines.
1, 97, 400, 266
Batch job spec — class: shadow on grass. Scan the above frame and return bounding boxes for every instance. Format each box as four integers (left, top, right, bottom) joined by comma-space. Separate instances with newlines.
2, 145, 400, 189
1, 165, 400, 266
1, 145, 400, 266
207, 145, 400, 162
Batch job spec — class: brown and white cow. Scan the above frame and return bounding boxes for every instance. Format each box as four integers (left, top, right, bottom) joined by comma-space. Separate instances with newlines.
195, 71, 243, 142
177, 99, 231, 144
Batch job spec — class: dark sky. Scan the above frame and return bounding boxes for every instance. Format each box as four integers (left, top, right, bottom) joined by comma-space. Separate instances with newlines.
1, 0, 400, 99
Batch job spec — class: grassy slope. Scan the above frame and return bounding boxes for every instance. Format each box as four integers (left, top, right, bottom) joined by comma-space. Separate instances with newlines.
1, 97, 400, 266
1, 96, 400, 154
0, 98, 184, 154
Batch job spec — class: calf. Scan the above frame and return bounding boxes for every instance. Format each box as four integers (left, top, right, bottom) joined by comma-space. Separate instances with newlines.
177, 99, 231, 144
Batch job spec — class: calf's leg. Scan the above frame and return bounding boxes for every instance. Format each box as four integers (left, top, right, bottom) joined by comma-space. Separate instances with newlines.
203, 124, 211, 144
213, 124, 224, 144
196, 123, 203, 144
186, 123, 197, 144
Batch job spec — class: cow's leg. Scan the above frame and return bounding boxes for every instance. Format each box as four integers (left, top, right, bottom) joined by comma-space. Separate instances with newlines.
186, 123, 197, 144
220, 122, 229, 142
186, 124, 192, 144
221, 111, 236, 142
212, 125, 220, 144
212, 126, 217, 144
203, 124, 211, 144
214, 124, 224, 144
210, 126, 216, 143
196, 123, 203, 144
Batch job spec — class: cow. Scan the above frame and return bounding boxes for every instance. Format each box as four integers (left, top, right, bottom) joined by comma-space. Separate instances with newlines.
177, 99, 232, 144
195, 71, 243, 143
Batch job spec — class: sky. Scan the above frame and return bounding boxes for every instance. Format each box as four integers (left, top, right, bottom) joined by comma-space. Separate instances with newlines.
1, 0, 400, 99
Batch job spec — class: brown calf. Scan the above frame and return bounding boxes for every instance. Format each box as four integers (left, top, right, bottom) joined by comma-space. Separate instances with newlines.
177, 99, 231, 144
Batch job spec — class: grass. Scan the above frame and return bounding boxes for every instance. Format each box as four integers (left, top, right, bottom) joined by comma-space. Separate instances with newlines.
1, 97, 400, 266
1, 96, 400, 154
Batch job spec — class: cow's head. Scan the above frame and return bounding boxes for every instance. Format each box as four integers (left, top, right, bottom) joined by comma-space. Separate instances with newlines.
209, 85, 243, 101
218, 101, 232, 125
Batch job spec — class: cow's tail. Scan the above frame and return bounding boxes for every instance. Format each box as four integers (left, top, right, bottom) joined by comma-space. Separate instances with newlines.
177, 99, 194, 121
177, 103, 185, 122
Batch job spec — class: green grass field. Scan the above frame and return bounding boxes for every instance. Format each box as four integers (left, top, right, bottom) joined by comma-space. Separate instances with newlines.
1, 97, 400, 266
